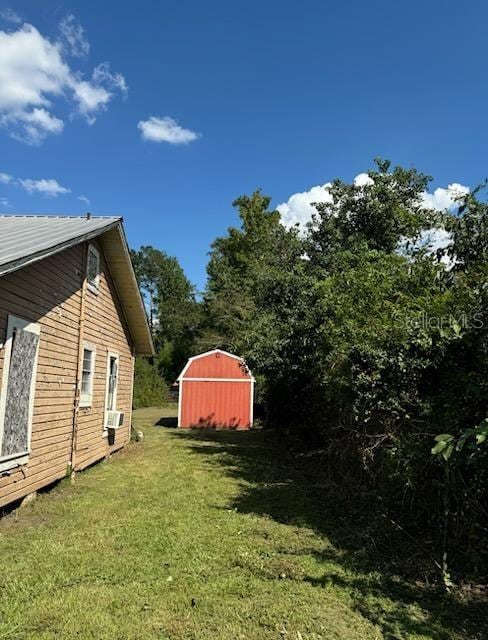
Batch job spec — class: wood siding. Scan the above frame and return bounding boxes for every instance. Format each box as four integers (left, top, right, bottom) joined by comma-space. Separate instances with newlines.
0, 239, 135, 508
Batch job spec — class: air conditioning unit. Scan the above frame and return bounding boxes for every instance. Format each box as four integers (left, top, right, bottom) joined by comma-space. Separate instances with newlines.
106, 410, 124, 429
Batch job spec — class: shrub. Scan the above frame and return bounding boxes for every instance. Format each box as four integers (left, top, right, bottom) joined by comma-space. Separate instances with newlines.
133, 357, 168, 409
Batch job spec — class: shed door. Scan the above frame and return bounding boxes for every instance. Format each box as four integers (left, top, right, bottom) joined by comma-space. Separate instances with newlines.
180, 380, 252, 428
0, 316, 40, 463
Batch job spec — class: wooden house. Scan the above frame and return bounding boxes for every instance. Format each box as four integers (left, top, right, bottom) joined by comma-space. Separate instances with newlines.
0, 215, 153, 509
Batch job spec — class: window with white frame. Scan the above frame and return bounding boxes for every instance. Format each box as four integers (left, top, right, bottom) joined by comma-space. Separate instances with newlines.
104, 352, 119, 429
80, 344, 96, 407
0, 315, 40, 471
106, 353, 119, 411
86, 244, 100, 292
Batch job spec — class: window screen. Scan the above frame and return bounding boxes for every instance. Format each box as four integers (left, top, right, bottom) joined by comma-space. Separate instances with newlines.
87, 245, 100, 289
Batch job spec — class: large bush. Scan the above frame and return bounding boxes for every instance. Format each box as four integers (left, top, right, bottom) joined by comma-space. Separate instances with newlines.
202, 160, 488, 583
133, 357, 169, 409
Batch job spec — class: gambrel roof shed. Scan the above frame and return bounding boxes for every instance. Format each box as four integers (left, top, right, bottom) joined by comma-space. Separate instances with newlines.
0, 215, 153, 355
178, 349, 254, 429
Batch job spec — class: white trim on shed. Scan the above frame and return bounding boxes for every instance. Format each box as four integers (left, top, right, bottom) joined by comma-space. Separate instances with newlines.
177, 349, 255, 381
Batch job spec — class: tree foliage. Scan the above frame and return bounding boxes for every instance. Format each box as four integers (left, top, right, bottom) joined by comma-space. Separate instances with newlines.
203, 159, 488, 582
128, 160, 486, 580
131, 246, 200, 384
133, 357, 169, 409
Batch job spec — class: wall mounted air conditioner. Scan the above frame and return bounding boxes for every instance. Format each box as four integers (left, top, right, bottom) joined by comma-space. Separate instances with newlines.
106, 410, 124, 429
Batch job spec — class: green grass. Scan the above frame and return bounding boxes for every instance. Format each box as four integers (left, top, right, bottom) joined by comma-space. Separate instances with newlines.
0, 406, 485, 640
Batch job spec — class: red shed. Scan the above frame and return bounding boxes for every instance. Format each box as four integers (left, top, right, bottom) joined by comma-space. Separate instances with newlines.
177, 350, 254, 429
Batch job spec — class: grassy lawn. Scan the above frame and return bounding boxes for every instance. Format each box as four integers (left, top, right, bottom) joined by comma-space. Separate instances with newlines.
0, 406, 485, 640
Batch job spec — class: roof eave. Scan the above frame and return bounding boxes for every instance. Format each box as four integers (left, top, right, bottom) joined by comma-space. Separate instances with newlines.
115, 223, 155, 357
99, 223, 155, 357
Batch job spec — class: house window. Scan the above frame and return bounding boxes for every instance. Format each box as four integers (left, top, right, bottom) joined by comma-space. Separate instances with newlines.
0, 315, 40, 471
80, 344, 96, 407
104, 352, 119, 429
86, 244, 100, 292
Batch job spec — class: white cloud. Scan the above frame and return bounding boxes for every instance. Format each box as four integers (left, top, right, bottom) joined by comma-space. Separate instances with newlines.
0, 25, 69, 110
7, 107, 64, 144
410, 227, 452, 254
354, 172, 374, 187
277, 183, 333, 228
92, 62, 127, 94
420, 183, 469, 211
19, 178, 70, 197
0, 169, 70, 197
0, 169, 70, 198
278, 173, 374, 228
74, 63, 127, 124
279, 173, 471, 230
78, 194, 90, 206
0, 22, 126, 144
59, 14, 89, 57
399, 227, 455, 269
73, 80, 111, 124
424, 227, 452, 252
0, 8, 21, 24
0, 196, 10, 208
138, 116, 200, 144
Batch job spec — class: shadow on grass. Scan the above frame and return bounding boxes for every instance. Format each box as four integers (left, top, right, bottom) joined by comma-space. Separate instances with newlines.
155, 416, 178, 428
170, 427, 487, 640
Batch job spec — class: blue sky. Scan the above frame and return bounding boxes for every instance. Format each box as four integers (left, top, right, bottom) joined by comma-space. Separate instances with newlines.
0, 1, 487, 290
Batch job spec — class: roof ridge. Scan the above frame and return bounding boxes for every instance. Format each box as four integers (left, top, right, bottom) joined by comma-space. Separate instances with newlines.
0, 214, 121, 219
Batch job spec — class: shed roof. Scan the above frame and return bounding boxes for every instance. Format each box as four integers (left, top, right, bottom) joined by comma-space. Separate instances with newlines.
178, 349, 255, 381
0, 215, 154, 356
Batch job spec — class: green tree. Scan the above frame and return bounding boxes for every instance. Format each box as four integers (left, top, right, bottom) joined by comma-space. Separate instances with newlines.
132, 357, 168, 409
131, 246, 200, 383
202, 190, 303, 355
203, 161, 488, 580
307, 158, 434, 264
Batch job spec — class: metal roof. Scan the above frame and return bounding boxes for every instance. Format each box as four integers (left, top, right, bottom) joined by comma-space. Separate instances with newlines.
0, 215, 154, 355
0, 215, 121, 275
